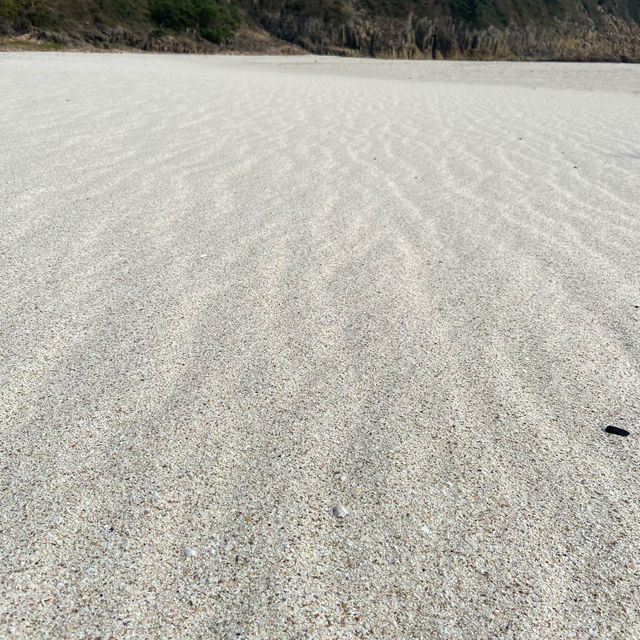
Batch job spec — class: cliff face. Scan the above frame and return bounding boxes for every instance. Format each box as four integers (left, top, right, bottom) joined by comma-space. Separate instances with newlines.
1, 0, 639, 59
247, 0, 640, 60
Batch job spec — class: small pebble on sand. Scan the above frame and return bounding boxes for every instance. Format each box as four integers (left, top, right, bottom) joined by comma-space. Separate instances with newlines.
333, 504, 348, 518
604, 425, 630, 437
185, 548, 197, 557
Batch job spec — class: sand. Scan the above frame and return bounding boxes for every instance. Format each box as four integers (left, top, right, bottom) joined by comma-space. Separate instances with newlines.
1, 52, 640, 639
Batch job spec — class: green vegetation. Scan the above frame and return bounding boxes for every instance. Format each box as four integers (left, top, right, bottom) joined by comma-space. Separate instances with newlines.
1, 0, 638, 56
0, 0, 17, 17
0, 0, 54, 31
446, 0, 567, 27
0, 0, 241, 42
149, 0, 240, 42
282, 0, 352, 23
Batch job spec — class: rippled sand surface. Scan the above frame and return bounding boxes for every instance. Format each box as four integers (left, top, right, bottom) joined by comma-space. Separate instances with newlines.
1, 53, 640, 639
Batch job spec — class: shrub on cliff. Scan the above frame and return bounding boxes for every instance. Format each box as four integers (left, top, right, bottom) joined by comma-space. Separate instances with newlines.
0, 0, 242, 43
149, 0, 241, 42
0, 0, 54, 32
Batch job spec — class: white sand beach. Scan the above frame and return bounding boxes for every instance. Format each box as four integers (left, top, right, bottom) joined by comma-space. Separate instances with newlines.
1, 53, 640, 639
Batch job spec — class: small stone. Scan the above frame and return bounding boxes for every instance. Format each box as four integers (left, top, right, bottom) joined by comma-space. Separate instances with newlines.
604, 425, 629, 437
185, 548, 197, 557
333, 504, 348, 518
421, 525, 430, 535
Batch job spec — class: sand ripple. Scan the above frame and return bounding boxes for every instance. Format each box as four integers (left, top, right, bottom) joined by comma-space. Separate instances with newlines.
1, 53, 640, 639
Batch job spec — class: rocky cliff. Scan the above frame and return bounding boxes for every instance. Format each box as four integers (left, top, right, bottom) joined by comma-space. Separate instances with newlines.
1, 0, 639, 60
246, 0, 640, 60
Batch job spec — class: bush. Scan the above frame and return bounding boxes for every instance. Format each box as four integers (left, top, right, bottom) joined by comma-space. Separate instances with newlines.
0, 0, 18, 19
0, 0, 57, 30
149, 0, 241, 42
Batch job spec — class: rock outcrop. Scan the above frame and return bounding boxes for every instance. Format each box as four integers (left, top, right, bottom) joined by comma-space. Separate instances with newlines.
250, 1, 640, 60
2, 0, 639, 59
